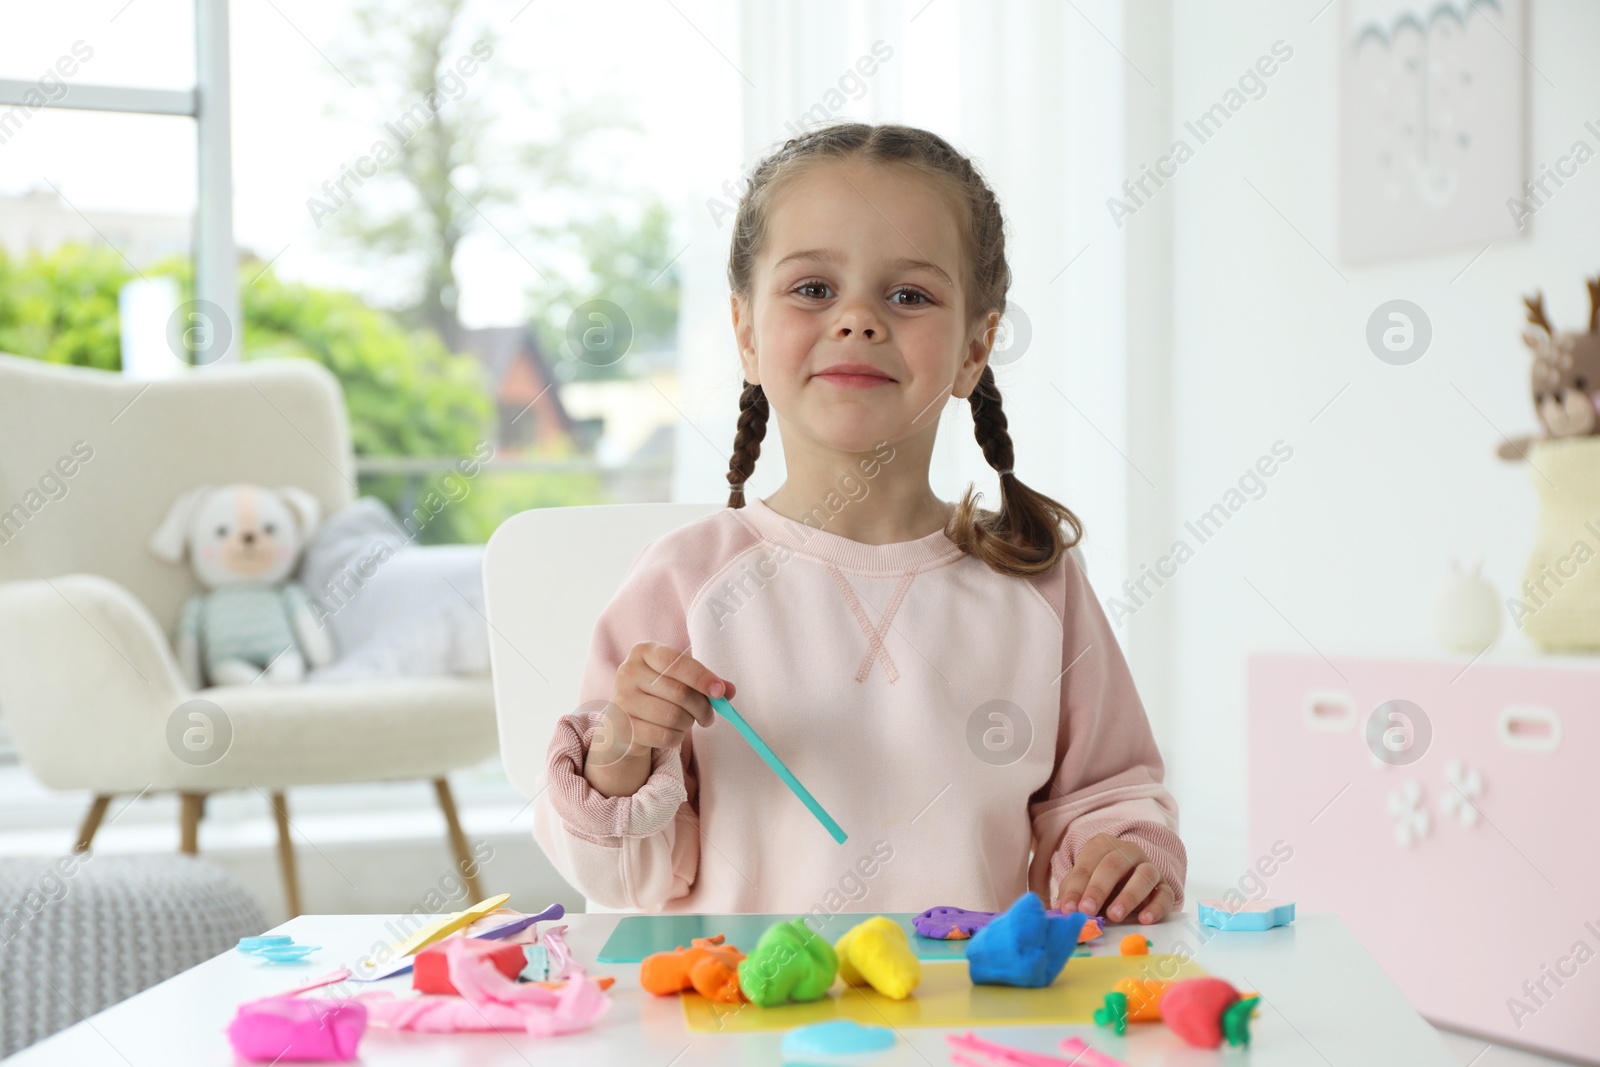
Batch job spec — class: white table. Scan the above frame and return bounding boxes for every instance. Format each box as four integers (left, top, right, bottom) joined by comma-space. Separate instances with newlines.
7, 910, 1459, 1065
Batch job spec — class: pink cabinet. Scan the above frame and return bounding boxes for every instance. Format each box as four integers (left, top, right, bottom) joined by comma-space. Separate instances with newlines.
1247, 652, 1598, 1064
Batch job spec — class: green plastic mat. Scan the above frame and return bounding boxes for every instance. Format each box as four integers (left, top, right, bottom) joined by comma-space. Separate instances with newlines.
595, 911, 974, 963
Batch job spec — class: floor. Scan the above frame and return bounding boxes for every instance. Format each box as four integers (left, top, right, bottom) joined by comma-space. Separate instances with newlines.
0, 757, 573, 926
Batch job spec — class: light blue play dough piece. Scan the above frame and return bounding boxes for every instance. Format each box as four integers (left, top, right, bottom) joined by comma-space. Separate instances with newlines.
1198, 899, 1296, 931
237, 935, 293, 953
254, 943, 320, 962
781, 1020, 896, 1056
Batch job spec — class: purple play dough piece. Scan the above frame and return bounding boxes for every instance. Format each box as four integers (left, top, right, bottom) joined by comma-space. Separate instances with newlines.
913, 905, 1077, 939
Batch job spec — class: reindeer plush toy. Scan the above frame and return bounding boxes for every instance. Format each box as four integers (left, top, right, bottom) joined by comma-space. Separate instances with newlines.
1498, 274, 1600, 460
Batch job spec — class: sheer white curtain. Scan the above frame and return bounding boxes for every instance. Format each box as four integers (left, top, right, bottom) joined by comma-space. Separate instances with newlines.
670, 1, 1170, 730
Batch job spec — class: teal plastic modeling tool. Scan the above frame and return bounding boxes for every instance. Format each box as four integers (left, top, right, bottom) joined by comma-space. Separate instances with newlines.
708, 695, 847, 844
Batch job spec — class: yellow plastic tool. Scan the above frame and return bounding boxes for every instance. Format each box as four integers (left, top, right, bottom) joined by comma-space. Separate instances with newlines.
362, 893, 512, 966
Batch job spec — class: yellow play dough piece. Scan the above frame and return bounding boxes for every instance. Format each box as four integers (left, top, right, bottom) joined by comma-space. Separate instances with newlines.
834, 916, 922, 1000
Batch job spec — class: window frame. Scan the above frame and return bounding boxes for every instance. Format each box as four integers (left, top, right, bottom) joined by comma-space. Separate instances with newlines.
0, 0, 238, 363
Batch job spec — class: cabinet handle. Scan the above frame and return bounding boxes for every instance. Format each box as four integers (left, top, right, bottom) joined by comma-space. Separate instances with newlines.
1303, 690, 1356, 731
1497, 706, 1561, 751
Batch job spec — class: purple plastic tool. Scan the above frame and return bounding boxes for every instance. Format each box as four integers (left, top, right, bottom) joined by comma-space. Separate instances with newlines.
475, 905, 563, 941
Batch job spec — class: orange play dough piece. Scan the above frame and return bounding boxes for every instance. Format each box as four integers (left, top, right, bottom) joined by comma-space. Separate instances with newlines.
640, 934, 746, 1003
1078, 919, 1103, 943
1113, 976, 1170, 1022
1119, 933, 1150, 955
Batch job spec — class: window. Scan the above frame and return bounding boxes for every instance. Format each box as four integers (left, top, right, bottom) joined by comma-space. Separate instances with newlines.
0, 0, 235, 366
229, 0, 739, 530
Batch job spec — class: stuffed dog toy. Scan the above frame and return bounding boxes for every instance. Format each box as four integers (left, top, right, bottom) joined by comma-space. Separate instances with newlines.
150, 485, 335, 687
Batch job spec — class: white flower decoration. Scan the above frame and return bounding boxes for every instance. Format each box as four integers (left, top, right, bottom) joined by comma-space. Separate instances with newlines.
1438, 759, 1484, 828
1386, 780, 1431, 847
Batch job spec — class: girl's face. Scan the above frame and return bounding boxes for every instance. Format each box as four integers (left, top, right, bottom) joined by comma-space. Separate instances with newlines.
732, 159, 997, 456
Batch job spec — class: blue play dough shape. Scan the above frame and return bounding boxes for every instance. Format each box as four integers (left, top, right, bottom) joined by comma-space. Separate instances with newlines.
781, 1020, 896, 1056
1198, 900, 1295, 931
965, 892, 1087, 988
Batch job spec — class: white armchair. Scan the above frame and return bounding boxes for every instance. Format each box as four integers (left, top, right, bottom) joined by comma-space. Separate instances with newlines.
0, 353, 498, 915
482, 501, 718, 913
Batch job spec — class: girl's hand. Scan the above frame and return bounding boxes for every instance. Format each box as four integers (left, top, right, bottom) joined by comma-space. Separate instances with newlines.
583, 642, 735, 797
1053, 833, 1173, 925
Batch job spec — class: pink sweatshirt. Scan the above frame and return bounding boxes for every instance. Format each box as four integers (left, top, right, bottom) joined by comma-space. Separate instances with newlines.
531, 495, 1186, 921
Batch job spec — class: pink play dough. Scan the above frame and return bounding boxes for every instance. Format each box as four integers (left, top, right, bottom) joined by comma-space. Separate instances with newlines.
353, 930, 611, 1034
226, 997, 367, 1062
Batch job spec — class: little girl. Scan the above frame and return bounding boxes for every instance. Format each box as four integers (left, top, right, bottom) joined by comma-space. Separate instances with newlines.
532, 122, 1185, 931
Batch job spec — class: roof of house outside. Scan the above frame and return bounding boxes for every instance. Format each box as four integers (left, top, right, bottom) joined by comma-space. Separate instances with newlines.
458, 324, 577, 434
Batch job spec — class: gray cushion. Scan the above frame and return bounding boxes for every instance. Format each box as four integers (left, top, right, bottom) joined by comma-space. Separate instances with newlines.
298, 497, 489, 680
0, 853, 268, 1058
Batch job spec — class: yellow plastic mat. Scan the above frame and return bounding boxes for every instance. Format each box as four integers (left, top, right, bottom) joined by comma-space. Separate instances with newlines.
680, 954, 1208, 1032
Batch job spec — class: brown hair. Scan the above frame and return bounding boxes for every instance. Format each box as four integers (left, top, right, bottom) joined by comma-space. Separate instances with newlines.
723, 121, 1082, 578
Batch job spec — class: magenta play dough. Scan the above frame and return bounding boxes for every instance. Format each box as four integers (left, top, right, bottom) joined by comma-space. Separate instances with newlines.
227, 998, 366, 1062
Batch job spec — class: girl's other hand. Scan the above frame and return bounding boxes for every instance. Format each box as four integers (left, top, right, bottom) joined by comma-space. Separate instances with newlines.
583, 642, 735, 797
1053, 833, 1173, 925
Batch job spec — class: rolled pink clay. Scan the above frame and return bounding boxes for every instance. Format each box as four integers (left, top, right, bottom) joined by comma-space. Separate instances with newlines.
226, 996, 367, 1062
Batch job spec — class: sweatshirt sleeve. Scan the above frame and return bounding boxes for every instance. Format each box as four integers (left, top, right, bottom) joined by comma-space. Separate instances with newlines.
529, 540, 703, 911
1027, 547, 1187, 909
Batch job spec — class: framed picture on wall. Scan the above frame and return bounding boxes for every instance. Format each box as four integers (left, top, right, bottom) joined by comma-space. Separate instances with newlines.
1338, 0, 1527, 264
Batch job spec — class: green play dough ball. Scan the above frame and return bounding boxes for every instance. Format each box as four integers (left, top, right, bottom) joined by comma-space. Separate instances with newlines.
736, 918, 839, 1007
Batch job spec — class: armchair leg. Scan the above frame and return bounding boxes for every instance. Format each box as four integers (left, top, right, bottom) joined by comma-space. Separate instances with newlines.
432, 778, 485, 901
178, 792, 206, 854
269, 791, 303, 919
76, 795, 112, 853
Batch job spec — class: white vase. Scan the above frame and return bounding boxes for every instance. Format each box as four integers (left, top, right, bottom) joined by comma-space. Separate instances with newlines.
1436, 558, 1501, 653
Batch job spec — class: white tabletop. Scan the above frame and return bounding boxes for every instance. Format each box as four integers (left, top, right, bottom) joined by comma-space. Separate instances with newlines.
6, 910, 1459, 1066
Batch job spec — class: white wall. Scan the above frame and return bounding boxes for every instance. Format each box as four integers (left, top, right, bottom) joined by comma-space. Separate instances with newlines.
664, 0, 1600, 895
1155, 0, 1600, 886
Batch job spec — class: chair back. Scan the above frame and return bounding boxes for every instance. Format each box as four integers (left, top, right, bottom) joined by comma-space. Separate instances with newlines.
0, 354, 354, 635
483, 502, 720, 914
482, 502, 720, 801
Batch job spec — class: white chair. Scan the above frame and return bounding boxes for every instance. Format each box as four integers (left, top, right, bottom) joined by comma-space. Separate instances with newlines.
0, 353, 498, 916
483, 502, 719, 912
